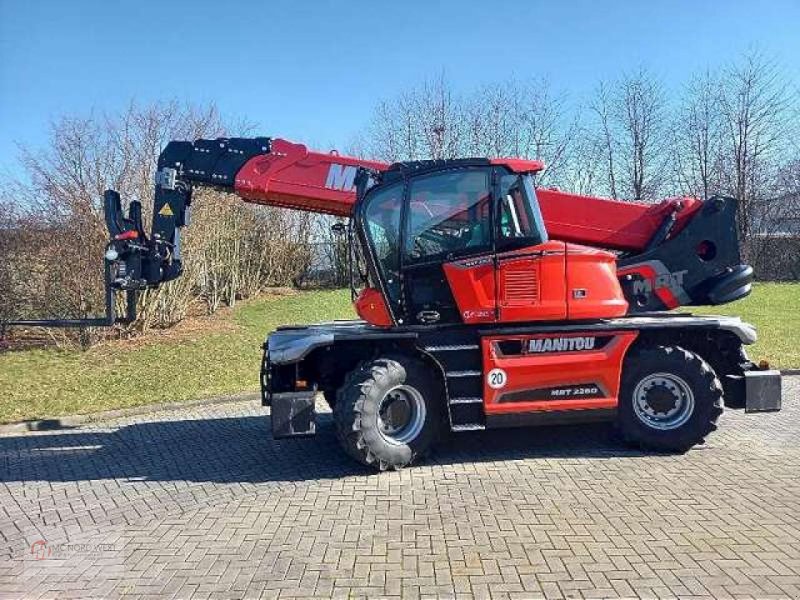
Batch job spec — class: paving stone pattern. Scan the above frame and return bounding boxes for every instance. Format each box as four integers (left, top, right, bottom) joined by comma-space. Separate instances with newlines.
1, 378, 798, 598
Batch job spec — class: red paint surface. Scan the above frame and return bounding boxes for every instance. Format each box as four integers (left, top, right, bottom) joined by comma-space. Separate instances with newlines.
496, 241, 568, 322
566, 245, 629, 319
354, 287, 393, 327
443, 257, 496, 324
234, 139, 385, 217
537, 188, 701, 252
482, 331, 638, 414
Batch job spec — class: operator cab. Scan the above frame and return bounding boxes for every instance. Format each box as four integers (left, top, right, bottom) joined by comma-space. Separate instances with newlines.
353, 160, 627, 327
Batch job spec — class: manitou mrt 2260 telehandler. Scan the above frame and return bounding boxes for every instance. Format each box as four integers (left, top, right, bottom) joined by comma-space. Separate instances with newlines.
17, 135, 782, 470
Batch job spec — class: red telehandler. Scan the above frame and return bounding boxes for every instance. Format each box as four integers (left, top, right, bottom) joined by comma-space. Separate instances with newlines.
8, 136, 783, 470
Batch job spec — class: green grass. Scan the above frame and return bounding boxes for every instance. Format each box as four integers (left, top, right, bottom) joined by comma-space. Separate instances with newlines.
691, 282, 799, 370
0, 283, 796, 424
0, 289, 354, 424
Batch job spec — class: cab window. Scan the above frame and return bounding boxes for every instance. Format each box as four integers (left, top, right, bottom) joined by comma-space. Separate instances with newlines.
363, 182, 403, 303
498, 173, 547, 248
404, 170, 492, 262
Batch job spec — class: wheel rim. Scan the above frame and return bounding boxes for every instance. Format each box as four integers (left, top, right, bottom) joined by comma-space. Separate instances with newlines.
377, 385, 426, 445
632, 372, 695, 431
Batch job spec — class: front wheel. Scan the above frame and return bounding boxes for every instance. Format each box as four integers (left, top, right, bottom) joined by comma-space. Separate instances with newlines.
618, 345, 723, 452
334, 356, 444, 470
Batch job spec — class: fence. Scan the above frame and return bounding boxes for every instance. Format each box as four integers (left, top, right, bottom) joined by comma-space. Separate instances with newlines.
748, 235, 800, 281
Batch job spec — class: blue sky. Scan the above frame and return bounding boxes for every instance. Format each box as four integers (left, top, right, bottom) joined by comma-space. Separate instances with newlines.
1, 0, 799, 175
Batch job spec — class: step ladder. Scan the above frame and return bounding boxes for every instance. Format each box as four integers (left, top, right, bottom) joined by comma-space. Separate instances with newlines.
424, 344, 486, 431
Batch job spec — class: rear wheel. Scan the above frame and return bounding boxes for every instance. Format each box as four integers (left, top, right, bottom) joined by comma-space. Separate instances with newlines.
618, 345, 723, 452
334, 356, 444, 470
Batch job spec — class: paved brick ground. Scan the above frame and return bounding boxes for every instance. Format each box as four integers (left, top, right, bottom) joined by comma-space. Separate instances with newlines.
1, 378, 798, 599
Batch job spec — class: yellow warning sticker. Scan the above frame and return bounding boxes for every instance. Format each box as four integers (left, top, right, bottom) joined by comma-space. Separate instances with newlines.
158, 203, 174, 217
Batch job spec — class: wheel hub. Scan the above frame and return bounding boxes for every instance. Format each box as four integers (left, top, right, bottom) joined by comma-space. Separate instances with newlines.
632, 373, 695, 430
377, 385, 426, 445
644, 385, 679, 415
379, 391, 412, 435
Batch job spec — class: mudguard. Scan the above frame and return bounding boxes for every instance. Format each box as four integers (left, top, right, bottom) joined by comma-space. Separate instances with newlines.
265, 314, 760, 368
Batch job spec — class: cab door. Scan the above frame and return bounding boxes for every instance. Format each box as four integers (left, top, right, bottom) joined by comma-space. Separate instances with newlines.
494, 173, 567, 322
401, 168, 494, 325
361, 181, 405, 320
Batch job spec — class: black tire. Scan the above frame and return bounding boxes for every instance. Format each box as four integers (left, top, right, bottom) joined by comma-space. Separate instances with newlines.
618, 345, 723, 452
334, 356, 444, 470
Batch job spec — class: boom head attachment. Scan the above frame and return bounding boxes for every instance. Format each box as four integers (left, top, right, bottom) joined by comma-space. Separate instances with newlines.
103, 137, 273, 290
103, 183, 189, 291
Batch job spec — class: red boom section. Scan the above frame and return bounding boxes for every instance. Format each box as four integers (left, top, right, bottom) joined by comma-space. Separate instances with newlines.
234, 139, 386, 216
233, 138, 700, 252
538, 189, 702, 252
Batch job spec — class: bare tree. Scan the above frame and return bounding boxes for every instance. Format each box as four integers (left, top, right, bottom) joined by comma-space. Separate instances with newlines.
0, 196, 17, 323
618, 69, 668, 201
464, 79, 574, 187
589, 82, 619, 199
2, 102, 317, 344
672, 69, 725, 200
365, 75, 574, 186
463, 82, 517, 158
365, 99, 414, 162
558, 122, 606, 196
414, 74, 464, 160
718, 51, 793, 245
365, 74, 465, 162
518, 81, 575, 186
587, 70, 668, 202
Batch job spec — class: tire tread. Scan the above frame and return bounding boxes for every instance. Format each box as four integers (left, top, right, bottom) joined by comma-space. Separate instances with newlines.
619, 344, 723, 452
334, 356, 442, 470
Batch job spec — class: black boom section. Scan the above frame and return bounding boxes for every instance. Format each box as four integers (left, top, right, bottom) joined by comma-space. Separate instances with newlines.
156, 137, 271, 188
618, 196, 753, 312
152, 137, 272, 281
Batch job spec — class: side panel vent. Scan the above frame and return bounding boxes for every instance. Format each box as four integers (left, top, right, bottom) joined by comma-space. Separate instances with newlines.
502, 267, 539, 305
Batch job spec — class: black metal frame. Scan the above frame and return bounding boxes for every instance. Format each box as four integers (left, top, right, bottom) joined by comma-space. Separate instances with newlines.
1, 261, 137, 330
618, 195, 753, 310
